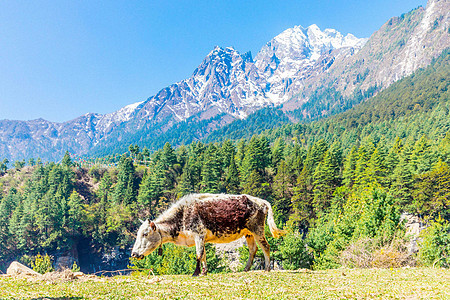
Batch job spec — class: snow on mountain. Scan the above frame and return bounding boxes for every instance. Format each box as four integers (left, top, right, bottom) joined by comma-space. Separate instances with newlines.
3, 0, 448, 162
254, 24, 368, 102
95, 100, 145, 132
130, 25, 367, 124
133, 46, 271, 124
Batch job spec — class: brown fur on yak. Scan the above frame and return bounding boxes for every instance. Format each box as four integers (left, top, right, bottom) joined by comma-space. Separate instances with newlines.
131, 193, 285, 276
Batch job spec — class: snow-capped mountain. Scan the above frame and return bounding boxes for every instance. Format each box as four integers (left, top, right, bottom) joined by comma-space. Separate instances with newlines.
133, 46, 271, 124
0, 0, 448, 161
255, 24, 368, 102
126, 24, 367, 126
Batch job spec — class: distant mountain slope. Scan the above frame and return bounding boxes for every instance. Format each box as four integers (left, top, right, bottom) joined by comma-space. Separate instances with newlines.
0, 0, 447, 162
260, 48, 450, 150
284, 0, 449, 119
0, 25, 366, 161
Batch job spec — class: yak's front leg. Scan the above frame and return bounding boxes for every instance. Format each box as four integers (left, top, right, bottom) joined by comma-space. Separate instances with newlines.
244, 234, 257, 272
193, 234, 206, 276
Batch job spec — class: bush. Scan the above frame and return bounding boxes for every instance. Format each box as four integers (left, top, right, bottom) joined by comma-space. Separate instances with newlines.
31, 254, 54, 274
129, 243, 228, 275
71, 261, 80, 272
418, 217, 450, 268
278, 231, 313, 270
340, 237, 412, 268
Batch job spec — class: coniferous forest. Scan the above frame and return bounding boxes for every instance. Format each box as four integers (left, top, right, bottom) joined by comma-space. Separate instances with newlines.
0, 50, 449, 273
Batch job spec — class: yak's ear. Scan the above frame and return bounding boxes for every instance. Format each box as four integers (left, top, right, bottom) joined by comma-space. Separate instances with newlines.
139, 219, 144, 224
150, 221, 157, 231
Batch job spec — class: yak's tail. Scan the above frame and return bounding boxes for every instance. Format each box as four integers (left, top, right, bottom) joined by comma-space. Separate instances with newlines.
264, 200, 286, 238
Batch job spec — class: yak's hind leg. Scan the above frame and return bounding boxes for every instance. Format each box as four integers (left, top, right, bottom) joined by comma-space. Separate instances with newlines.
201, 247, 207, 275
247, 209, 271, 271
244, 234, 257, 272
254, 234, 271, 271
193, 234, 206, 276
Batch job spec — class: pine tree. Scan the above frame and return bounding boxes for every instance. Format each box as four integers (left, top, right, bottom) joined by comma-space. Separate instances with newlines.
241, 169, 270, 198
225, 155, 240, 194
354, 144, 372, 187
162, 142, 177, 168
113, 155, 138, 205
220, 140, 236, 169
439, 132, 450, 164
312, 142, 342, 214
410, 135, 434, 174
290, 169, 313, 229
97, 171, 113, 203
67, 190, 83, 237
413, 160, 450, 218
137, 161, 165, 217
200, 144, 221, 193
0, 191, 18, 257
272, 160, 292, 224
366, 145, 389, 186
391, 154, 414, 208
272, 138, 285, 172
61, 151, 73, 167
9, 197, 26, 250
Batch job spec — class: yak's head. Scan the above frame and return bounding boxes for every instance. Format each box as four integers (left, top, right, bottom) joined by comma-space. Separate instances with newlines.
131, 219, 161, 260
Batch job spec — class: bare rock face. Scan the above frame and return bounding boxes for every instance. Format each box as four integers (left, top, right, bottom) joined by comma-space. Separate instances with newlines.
55, 256, 76, 271
6, 261, 41, 276
401, 213, 427, 254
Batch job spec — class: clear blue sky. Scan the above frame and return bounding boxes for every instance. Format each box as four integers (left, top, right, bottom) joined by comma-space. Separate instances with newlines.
0, 0, 426, 122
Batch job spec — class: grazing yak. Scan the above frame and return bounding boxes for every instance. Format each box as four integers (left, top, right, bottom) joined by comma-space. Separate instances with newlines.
131, 193, 285, 276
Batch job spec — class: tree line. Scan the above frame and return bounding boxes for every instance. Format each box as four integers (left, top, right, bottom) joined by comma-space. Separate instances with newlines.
1, 129, 449, 271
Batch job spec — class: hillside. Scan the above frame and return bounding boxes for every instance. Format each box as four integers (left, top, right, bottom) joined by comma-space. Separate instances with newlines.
284, 0, 450, 119
210, 48, 450, 148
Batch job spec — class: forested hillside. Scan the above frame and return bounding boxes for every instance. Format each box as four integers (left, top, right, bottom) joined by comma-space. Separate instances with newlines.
0, 50, 449, 273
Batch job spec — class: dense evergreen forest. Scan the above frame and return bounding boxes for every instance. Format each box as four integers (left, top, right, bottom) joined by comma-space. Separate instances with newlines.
0, 50, 449, 273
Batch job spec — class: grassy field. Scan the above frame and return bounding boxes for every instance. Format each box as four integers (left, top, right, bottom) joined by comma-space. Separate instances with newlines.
1, 268, 449, 299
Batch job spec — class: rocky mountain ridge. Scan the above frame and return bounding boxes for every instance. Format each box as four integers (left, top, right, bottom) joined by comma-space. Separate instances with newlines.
0, 0, 448, 161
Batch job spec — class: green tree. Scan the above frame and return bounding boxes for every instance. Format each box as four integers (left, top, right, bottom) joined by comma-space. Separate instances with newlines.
113, 155, 138, 205
61, 151, 73, 167
272, 160, 293, 224
224, 155, 240, 194
200, 144, 222, 193
67, 190, 83, 238
413, 160, 450, 218
137, 162, 165, 217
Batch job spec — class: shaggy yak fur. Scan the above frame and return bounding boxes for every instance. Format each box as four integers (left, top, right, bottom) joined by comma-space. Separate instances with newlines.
131, 193, 285, 276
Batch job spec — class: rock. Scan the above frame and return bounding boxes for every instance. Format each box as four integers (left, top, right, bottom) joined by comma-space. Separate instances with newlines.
55, 255, 76, 271
73, 271, 84, 277
401, 213, 427, 254
6, 261, 41, 276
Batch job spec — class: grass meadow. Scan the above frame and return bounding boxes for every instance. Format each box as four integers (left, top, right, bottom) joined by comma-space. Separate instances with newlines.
1, 267, 449, 299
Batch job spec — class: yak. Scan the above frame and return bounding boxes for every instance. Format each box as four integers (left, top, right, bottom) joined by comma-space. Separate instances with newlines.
131, 193, 285, 276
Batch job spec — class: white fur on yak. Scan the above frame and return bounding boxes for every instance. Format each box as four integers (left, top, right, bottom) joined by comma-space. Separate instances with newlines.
131, 193, 285, 276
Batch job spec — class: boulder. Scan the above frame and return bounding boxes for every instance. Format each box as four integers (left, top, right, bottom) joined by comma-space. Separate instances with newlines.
6, 261, 41, 276
55, 255, 76, 271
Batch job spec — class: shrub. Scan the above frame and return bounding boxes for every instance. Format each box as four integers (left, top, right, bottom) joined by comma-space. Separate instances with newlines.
129, 243, 228, 275
278, 231, 313, 270
31, 254, 54, 274
418, 217, 450, 267
340, 237, 412, 268
71, 261, 80, 272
